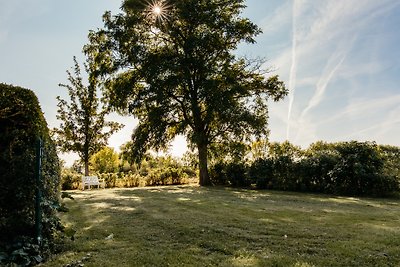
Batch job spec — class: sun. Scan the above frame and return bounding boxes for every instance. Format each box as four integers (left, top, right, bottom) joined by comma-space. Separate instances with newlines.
146, 0, 170, 23
153, 5, 162, 15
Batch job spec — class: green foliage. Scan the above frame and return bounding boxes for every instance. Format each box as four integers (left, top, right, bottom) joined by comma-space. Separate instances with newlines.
60, 169, 82, 190
209, 141, 249, 165
209, 162, 229, 185
85, 0, 287, 185
145, 167, 188, 186
58, 154, 197, 189
90, 147, 120, 173
248, 158, 274, 189
210, 162, 250, 187
0, 83, 62, 265
98, 173, 118, 188
53, 57, 123, 176
296, 153, 338, 193
225, 162, 250, 187
246, 141, 399, 197
249, 138, 269, 161
330, 141, 393, 196
263, 141, 302, 191
118, 171, 141, 187
379, 145, 400, 181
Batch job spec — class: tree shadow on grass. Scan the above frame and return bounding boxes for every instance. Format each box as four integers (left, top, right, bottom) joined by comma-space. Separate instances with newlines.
52, 186, 400, 267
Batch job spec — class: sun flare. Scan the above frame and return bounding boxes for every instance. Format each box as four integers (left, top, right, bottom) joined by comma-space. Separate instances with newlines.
146, 0, 170, 22
153, 5, 162, 15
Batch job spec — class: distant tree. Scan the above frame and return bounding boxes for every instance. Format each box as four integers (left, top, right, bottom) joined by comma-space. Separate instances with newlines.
268, 141, 303, 160
331, 141, 386, 196
379, 144, 400, 179
90, 147, 120, 173
54, 57, 123, 176
84, 0, 287, 185
249, 138, 269, 161
265, 141, 302, 190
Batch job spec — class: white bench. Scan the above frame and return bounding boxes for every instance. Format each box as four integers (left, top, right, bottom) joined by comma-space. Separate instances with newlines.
82, 176, 105, 190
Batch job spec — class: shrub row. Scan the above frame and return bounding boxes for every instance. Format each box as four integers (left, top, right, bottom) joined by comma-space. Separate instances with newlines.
210, 141, 400, 197
61, 167, 196, 190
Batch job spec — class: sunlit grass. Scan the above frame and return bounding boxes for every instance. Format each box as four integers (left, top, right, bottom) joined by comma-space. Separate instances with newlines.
43, 186, 400, 266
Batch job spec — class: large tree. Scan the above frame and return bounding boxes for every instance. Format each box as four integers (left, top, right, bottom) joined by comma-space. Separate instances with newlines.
54, 57, 123, 176
85, 0, 287, 185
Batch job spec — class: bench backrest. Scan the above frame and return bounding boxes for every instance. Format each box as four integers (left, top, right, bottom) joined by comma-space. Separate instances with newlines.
82, 176, 99, 184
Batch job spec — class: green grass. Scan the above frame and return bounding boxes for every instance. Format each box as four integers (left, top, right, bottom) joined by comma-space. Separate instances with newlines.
43, 186, 400, 266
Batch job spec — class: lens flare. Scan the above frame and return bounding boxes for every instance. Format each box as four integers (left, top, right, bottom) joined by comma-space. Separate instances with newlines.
153, 5, 162, 15
146, 0, 170, 23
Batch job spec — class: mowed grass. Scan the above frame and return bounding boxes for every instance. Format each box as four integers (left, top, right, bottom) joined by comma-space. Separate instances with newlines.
43, 186, 400, 267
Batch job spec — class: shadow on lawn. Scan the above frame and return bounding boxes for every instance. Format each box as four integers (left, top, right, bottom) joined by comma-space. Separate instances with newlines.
56, 186, 400, 266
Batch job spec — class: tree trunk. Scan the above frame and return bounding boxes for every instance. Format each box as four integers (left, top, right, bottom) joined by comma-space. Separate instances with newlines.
198, 142, 211, 186
84, 158, 90, 176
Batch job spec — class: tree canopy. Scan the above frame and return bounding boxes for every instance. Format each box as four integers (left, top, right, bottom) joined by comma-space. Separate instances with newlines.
85, 0, 287, 185
54, 57, 123, 176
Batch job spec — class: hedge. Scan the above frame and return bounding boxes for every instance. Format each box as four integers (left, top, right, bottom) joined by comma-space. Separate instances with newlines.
0, 83, 61, 265
211, 141, 400, 197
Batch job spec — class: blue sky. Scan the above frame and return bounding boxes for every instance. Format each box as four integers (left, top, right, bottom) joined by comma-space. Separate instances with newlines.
1, 0, 400, 164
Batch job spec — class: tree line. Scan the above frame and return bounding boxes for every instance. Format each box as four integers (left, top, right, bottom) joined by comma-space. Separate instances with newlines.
210, 140, 400, 197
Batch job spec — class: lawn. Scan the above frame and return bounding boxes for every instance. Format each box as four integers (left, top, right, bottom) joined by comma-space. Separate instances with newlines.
42, 186, 400, 267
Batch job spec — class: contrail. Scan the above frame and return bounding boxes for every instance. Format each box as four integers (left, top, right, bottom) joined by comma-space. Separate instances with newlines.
286, 1, 298, 140
302, 54, 346, 117
293, 54, 346, 143
294, 34, 357, 143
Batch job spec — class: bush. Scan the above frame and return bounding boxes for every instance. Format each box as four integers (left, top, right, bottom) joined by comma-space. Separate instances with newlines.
119, 171, 142, 187
331, 141, 387, 196
209, 162, 229, 185
225, 162, 250, 187
0, 84, 61, 265
98, 173, 118, 188
296, 153, 338, 193
248, 158, 274, 189
145, 167, 188, 186
60, 169, 81, 190
246, 141, 399, 197
210, 162, 249, 187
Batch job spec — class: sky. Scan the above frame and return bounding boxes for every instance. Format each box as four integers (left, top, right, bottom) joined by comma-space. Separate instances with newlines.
1, 0, 400, 165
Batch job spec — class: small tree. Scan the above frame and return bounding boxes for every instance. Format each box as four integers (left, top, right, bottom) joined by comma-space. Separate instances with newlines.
54, 57, 123, 176
90, 147, 120, 173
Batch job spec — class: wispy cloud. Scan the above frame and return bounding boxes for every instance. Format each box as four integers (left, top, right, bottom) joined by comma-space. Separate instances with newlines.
323, 94, 400, 125
259, 0, 292, 37
294, 37, 356, 142
264, 0, 400, 146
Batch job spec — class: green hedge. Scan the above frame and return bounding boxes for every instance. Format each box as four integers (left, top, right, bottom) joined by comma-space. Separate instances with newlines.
211, 141, 400, 197
0, 84, 61, 265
